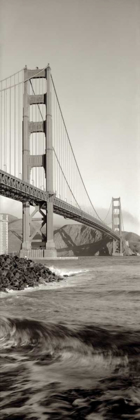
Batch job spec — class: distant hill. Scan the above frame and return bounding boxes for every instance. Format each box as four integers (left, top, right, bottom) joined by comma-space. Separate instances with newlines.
123, 231, 140, 242
7, 217, 140, 256
122, 231, 140, 254
55, 224, 112, 256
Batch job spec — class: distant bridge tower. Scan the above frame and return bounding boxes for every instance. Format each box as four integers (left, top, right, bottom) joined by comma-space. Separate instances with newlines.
20, 65, 57, 259
112, 197, 123, 256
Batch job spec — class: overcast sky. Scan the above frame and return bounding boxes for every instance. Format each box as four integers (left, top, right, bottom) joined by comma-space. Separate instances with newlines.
0, 0, 140, 234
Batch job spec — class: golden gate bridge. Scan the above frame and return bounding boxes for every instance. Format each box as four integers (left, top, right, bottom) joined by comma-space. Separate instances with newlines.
0, 65, 122, 258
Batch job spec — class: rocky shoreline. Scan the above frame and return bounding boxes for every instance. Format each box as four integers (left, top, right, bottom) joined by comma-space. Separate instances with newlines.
0, 255, 62, 292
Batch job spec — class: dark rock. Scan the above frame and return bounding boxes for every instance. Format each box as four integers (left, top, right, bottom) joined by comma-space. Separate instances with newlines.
0, 255, 62, 292
2, 270, 8, 277
15, 272, 20, 279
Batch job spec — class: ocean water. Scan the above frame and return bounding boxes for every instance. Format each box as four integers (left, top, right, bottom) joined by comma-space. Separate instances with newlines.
0, 256, 140, 420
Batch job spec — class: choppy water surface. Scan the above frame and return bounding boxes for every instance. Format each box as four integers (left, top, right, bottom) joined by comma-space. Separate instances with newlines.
0, 256, 140, 419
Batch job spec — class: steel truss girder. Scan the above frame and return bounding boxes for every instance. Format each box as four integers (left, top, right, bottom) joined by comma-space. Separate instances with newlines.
30, 205, 46, 244
0, 170, 119, 242
0, 170, 50, 206
53, 199, 119, 241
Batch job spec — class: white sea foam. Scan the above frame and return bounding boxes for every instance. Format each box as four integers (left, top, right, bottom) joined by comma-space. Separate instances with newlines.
47, 266, 90, 278
0, 267, 91, 297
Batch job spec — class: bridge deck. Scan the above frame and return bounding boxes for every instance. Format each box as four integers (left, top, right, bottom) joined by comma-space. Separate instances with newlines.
0, 170, 119, 241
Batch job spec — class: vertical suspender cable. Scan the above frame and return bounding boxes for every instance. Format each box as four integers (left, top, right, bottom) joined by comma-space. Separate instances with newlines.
55, 91, 57, 195
61, 109, 63, 199
33, 87, 35, 186
55, 92, 57, 194
30, 82, 32, 184
16, 74, 18, 177
4, 85, 5, 171
0, 82, 2, 169
43, 77, 45, 190
56, 96, 60, 197
53, 81, 55, 194
31, 81, 33, 186
41, 77, 43, 190
52, 81, 56, 193
63, 116, 65, 200
9, 78, 11, 173
57, 96, 59, 196
52, 81, 54, 191
57, 95, 59, 196
59, 105, 61, 198
34, 79, 36, 186
35, 78, 38, 188
55, 92, 56, 194
14, 76, 16, 176
63, 121, 65, 201
1, 81, 2, 169
34, 80, 35, 186
35, 80, 37, 187
17, 72, 20, 178
21, 71, 23, 177
60, 106, 62, 198
5, 80, 7, 172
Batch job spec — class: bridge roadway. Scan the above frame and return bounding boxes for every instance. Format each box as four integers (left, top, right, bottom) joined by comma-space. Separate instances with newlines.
0, 170, 119, 241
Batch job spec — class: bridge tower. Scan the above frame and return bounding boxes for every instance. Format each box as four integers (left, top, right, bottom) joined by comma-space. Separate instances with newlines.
112, 197, 123, 256
20, 65, 57, 259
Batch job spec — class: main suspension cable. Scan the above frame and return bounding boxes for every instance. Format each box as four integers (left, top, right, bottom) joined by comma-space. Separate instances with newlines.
51, 74, 110, 225
102, 200, 112, 223
0, 67, 47, 92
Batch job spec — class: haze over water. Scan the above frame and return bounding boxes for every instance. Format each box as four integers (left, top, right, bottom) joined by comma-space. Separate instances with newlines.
0, 256, 140, 419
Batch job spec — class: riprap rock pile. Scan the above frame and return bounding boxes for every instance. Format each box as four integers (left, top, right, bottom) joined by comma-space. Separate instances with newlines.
0, 255, 61, 292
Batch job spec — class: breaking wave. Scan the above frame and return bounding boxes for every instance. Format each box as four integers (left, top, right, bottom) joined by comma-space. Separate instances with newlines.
48, 266, 90, 278
0, 268, 91, 298
1, 317, 140, 419
0, 316, 140, 359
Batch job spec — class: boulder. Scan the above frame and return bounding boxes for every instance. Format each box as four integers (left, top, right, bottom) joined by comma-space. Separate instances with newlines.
0, 255, 61, 292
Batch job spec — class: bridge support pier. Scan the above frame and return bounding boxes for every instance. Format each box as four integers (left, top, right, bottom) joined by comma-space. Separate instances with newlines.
112, 197, 123, 256
21, 202, 31, 252
44, 202, 57, 258
20, 64, 57, 259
